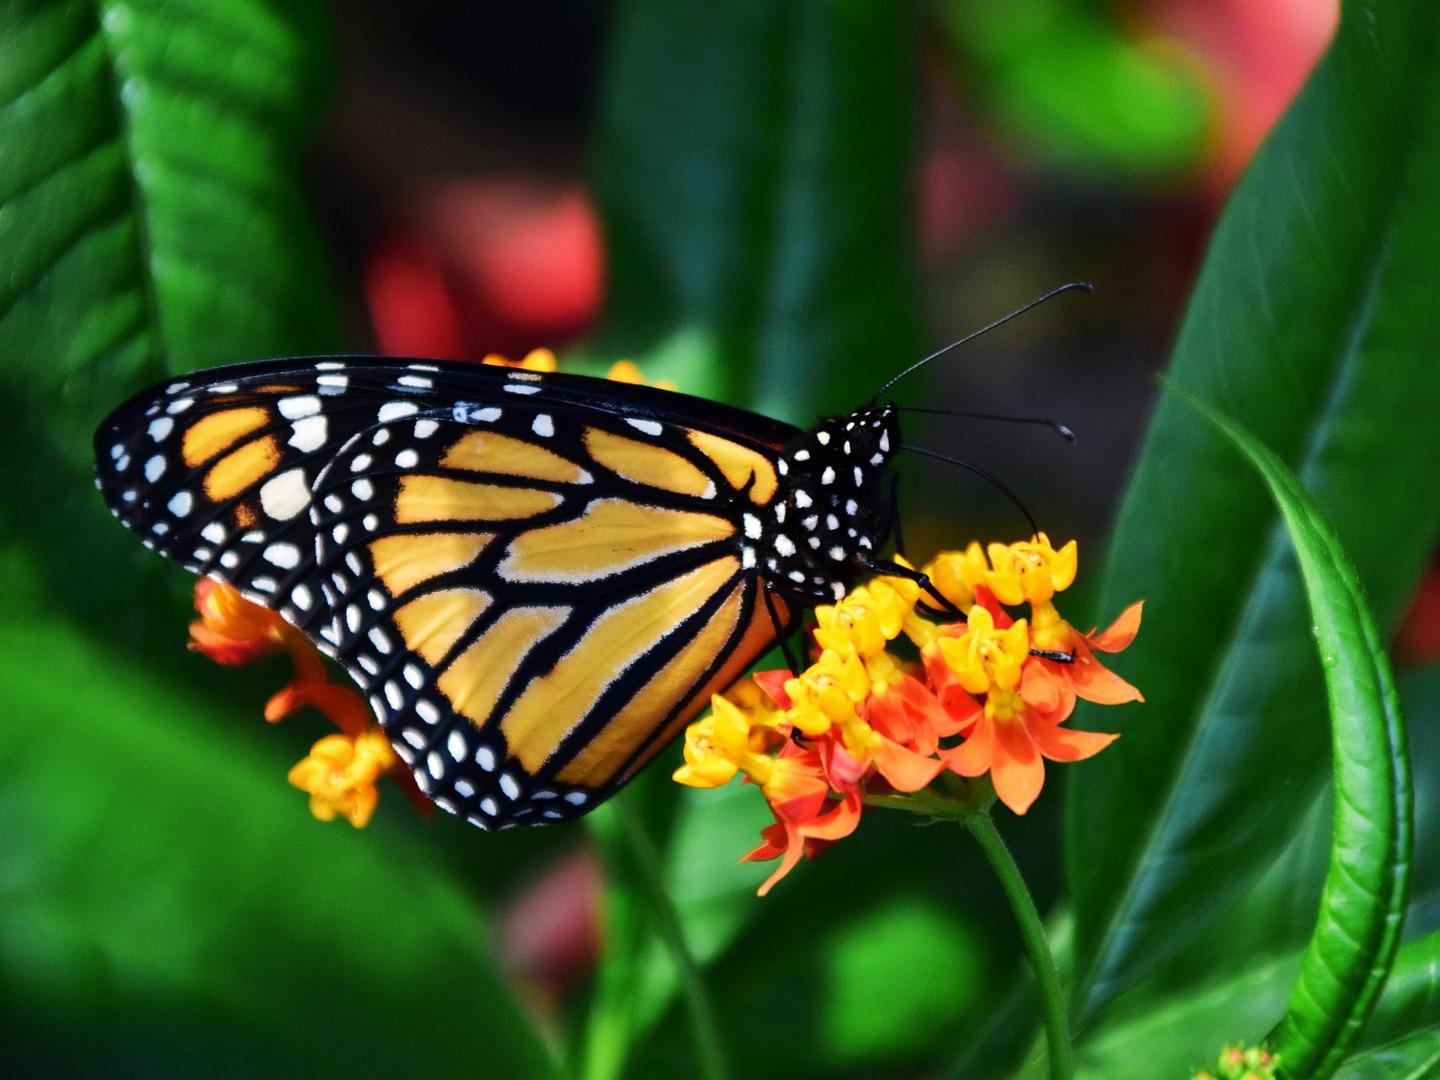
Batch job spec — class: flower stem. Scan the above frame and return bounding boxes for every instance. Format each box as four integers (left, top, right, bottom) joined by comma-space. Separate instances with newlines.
609, 805, 731, 1080
963, 812, 1073, 1080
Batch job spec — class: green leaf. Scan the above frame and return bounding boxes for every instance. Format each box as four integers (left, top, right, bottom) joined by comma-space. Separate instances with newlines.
1332, 1030, 1440, 1080
0, 611, 554, 1078
0, 0, 342, 631
591, 0, 922, 419
1065, 0, 1440, 1021
1353, 930, 1440, 1056
1189, 397, 1410, 1078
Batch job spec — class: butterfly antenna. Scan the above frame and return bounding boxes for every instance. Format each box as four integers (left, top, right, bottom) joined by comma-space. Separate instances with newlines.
892, 406, 1076, 443
901, 443, 1040, 537
869, 281, 1093, 406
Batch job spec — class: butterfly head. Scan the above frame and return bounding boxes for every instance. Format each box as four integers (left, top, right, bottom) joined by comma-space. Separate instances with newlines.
753, 405, 901, 603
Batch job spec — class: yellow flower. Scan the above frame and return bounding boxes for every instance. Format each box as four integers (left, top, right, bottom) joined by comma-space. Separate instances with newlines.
985, 533, 1077, 606
923, 544, 988, 611
813, 576, 920, 660
673, 695, 754, 788
606, 359, 677, 391
287, 730, 396, 828
784, 650, 871, 736
482, 347, 558, 372
938, 606, 1029, 694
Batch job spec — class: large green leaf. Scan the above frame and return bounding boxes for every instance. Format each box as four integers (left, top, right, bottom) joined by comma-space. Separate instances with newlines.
0, 606, 554, 1078
591, 0, 922, 420
1194, 399, 1410, 1078
1065, 0, 1440, 1022
1332, 1031, 1440, 1080
0, 0, 341, 632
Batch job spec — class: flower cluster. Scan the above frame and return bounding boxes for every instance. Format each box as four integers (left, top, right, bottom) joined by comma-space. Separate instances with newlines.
674, 535, 1142, 895
1192, 1044, 1279, 1080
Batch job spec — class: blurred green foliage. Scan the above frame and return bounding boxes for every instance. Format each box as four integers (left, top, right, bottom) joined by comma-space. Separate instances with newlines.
1, 0, 1437, 1077
940, 0, 1211, 181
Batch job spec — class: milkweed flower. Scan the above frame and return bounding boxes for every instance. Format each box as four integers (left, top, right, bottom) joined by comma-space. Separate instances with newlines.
676, 535, 1142, 894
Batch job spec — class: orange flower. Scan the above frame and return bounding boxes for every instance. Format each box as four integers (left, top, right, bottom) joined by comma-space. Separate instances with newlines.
189, 576, 290, 665
1026, 599, 1145, 706
679, 535, 1141, 893
942, 664, 1117, 815
187, 577, 414, 826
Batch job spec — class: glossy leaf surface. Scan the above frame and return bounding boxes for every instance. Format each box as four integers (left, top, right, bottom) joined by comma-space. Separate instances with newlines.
1066, 0, 1440, 1021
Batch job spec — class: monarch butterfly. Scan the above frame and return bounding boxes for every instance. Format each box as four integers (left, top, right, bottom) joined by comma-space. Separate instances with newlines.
93, 287, 1084, 829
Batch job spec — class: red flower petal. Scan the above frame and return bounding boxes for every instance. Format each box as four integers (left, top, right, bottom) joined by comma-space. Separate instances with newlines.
991, 720, 1044, 815
745, 817, 806, 897
944, 715, 995, 778
1088, 600, 1144, 653
802, 790, 864, 841
753, 669, 793, 710
1070, 643, 1145, 705
1030, 722, 1119, 763
871, 736, 946, 793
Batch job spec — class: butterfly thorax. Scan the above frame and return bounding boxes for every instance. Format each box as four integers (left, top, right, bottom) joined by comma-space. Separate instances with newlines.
750, 405, 900, 603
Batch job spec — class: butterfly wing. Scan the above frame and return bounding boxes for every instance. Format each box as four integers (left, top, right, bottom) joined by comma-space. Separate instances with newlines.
95, 357, 801, 826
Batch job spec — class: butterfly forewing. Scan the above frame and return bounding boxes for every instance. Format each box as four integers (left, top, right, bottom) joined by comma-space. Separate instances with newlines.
95, 358, 799, 826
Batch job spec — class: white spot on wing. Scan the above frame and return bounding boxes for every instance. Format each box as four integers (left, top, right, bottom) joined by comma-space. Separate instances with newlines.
259, 468, 310, 520
278, 395, 320, 419
288, 415, 328, 452
626, 418, 662, 436
263, 541, 301, 569
378, 401, 420, 423
148, 417, 174, 441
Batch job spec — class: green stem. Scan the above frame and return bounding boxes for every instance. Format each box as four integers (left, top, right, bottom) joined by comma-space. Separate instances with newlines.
610, 806, 731, 1080
964, 812, 1074, 1080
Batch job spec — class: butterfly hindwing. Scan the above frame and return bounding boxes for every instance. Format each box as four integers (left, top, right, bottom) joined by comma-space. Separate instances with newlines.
95, 358, 799, 826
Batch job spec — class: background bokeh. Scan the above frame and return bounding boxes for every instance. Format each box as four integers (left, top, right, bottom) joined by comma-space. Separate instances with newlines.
21, 2, 1434, 1078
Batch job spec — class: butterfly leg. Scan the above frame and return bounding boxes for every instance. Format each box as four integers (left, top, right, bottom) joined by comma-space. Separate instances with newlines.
861, 556, 964, 621
762, 585, 804, 676
885, 471, 908, 560
862, 555, 1074, 661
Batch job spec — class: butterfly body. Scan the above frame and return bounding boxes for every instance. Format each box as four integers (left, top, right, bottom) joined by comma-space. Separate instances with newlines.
94, 357, 902, 827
